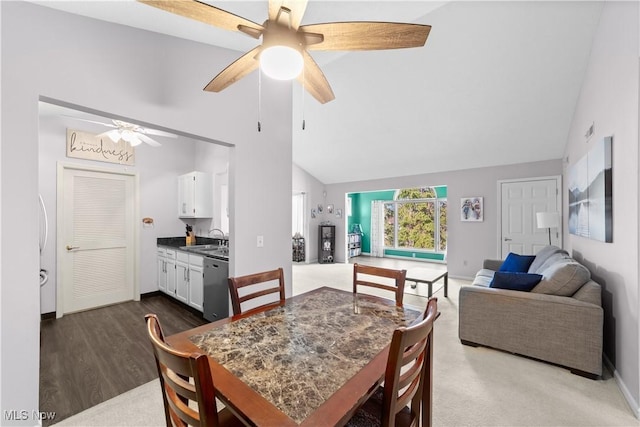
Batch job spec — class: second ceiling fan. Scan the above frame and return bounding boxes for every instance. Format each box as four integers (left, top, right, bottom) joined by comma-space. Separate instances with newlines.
140, 0, 431, 104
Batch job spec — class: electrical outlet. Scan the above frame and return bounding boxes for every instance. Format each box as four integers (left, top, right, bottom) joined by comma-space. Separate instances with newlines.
257, 235, 264, 247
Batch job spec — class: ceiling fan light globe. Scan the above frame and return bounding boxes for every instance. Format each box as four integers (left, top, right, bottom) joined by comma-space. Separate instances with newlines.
260, 46, 303, 80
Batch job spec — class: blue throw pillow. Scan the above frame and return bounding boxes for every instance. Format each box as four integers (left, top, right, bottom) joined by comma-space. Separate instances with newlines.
490, 272, 543, 292
499, 253, 536, 273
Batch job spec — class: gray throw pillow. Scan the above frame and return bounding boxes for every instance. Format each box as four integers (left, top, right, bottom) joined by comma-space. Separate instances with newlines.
534, 251, 571, 274
532, 261, 591, 296
528, 245, 565, 274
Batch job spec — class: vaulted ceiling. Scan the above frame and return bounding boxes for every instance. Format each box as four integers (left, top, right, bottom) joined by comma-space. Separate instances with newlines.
30, 1, 603, 184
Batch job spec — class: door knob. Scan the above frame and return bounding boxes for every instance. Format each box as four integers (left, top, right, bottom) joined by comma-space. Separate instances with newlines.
66, 245, 79, 251
504, 238, 512, 241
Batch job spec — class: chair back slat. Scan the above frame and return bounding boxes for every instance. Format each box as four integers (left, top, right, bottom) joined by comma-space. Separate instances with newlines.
228, 268, 286, 315
381, 298, 438, 427
145, 314, 221, 427
353, 263, 407, 306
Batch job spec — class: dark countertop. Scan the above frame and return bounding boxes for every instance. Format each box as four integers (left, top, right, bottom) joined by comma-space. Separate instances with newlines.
157, 237, 229, 261
157, 236, 224, 248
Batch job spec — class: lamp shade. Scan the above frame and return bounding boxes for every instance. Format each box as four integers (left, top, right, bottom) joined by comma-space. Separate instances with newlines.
536, 212, 560, 229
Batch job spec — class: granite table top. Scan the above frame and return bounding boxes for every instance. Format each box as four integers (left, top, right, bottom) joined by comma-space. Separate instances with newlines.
189, 287, 422, 424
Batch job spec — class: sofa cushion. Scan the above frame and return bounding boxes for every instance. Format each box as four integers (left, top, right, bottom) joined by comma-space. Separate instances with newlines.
532, 261, 591, 296
472, 270, 494, 287
499, 253, 536, 273
528, 246, 565, 273
490, 272, 543, 292
534, 251, 571, 274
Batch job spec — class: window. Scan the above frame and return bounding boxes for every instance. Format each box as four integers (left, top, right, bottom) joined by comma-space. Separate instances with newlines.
383, 187, 447, 253
292, 193, 305, 237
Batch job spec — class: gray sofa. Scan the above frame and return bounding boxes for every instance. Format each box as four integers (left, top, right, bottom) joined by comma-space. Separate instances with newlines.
459, 246, 603, 378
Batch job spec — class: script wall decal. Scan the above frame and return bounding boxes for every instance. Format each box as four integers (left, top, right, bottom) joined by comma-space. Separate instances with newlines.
66, 129, 135, 165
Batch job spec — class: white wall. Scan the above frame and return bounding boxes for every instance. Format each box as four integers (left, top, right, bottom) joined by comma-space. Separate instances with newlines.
563, 1, 640, 414
324, 159, 562, 278
292, 163, 327, 262
1, 3, 292, 423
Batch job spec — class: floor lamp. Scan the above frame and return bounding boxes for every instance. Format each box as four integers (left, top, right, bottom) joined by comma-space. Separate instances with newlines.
536, 212, 560, 245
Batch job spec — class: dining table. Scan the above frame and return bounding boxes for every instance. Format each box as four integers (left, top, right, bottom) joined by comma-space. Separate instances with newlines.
166, 286, 424, 427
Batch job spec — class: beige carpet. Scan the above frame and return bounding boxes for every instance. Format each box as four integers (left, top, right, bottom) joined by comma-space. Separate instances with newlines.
54, 261, 639, 427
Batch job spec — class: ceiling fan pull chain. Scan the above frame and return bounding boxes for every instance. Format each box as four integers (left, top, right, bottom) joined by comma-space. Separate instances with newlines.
258, 69, 262, 132
302, 66, 306, 130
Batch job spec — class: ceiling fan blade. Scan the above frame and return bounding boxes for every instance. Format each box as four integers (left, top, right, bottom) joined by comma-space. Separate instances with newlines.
297, 51, 335, 104
301, 22, 431, 51
141, 128, 177, 138
204, 46, 262, 92
98, 130, 122, 143
64, 116, 117, 128
137, 133, 162, 147
139, 0, 263, 34
269, 0, 308, 30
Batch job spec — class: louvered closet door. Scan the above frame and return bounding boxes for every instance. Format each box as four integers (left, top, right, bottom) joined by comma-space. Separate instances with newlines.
60, 167, 135, 314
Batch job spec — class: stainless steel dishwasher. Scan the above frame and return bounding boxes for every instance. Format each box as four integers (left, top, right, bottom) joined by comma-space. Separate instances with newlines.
203, 257, 229, 322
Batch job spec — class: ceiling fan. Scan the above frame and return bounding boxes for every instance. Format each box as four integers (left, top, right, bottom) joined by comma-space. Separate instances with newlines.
70, 118, 176, 147
139, 0, 432, 104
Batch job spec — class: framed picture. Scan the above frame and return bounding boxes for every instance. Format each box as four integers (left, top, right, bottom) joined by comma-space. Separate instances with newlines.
311, 208, 317, 219
327, 204, 334, 214
461, 197, 483, 222
568, 136, 612, 242
336, 208, 342, 218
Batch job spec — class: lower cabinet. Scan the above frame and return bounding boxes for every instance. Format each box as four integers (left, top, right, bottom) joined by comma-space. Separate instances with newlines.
158, 246, 203, 313
157, 248, 177, 295
188, 257, 204, 312
176, 254, 189, 304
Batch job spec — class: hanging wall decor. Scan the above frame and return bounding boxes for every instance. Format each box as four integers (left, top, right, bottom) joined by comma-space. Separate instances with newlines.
66, 129, 135, 165
461, 197, 483, 222
568, 136, 612, 242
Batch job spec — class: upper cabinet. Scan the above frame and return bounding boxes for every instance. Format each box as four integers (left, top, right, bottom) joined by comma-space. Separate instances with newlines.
178, 171, 213, 218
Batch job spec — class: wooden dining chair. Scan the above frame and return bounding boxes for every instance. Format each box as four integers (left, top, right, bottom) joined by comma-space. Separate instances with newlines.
228, 267, 286, 315
145, 314, 244, 427
353, 263, 407, 306
346, 298, 438, 427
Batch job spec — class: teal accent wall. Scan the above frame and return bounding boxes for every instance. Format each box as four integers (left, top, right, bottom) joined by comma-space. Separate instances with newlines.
348, 190, 396, 252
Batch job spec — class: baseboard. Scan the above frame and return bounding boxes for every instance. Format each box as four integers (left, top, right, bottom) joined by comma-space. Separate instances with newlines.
40, 311, 56, 321
603, 354, 640, 419
141, 290, 163, 299
449, 274, 475, 281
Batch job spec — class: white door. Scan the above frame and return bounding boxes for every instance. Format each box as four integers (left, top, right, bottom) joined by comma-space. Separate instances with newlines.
58, 165, 136, 315
500, 177, 561, 258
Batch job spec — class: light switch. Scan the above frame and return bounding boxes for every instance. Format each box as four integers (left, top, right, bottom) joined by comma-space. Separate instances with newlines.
257, 235, 264, 247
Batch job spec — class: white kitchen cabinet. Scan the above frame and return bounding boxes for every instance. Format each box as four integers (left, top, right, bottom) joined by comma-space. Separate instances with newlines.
176, 252, 190, 304
157, 248, 167, 293
188, 255, 204, 312
162, 248, 204, 312
178, 171, 213, 218
157, 248, 176, 295
166, 251, 177, 295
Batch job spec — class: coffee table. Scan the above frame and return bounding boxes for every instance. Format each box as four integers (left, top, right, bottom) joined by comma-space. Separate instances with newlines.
406, 268, 448, 298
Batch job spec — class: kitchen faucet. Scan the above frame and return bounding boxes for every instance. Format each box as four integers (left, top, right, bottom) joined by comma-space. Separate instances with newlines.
208, 228, 225, 238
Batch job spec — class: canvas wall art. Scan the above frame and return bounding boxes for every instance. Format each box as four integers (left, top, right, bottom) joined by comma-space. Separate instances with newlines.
568, 136, 612, 242
461, 197, 483, 222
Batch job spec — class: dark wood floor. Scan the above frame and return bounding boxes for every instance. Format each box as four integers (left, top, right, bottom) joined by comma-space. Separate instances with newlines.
39, 294, 207, 426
